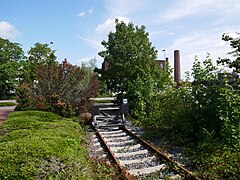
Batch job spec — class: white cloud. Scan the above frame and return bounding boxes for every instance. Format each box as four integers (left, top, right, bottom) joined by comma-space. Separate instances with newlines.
149, 30, 165, 39
0, 21, 20, 39
166, 30, 235, 79
78, 0, 240, 78
76, 35, 102, 50
77, 16, 131, 66
156, 0, 240, 23
77, 17, 130, 52
78, 7, 94, 17
78, 11, 85, 17
146, 0, 240, 80
95, 16, 131, 35
156, 0, 216, 22
88, 7, 94, 16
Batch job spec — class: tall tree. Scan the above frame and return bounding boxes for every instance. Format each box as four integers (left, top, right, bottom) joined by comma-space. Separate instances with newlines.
217, 32, 240, 73
0, 37, 24, 98
99, 19, 171, 118
26, 42, 57, 82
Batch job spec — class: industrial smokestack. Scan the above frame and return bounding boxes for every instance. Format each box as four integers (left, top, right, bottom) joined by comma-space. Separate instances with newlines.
174, 50, 181, 84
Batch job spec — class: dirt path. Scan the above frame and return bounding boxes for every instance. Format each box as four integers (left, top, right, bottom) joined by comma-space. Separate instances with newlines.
0, 100, 16, 125
0, 107, 15, 125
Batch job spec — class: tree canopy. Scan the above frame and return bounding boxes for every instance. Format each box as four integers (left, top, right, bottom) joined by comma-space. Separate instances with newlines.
0, 37, 24, 98
217, 32, 240, 73
99, 19, 171, 118
25, 43, 57, 83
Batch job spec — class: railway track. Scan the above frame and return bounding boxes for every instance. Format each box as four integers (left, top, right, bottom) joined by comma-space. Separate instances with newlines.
89, 98, 199, 179
91, 125, 199, 179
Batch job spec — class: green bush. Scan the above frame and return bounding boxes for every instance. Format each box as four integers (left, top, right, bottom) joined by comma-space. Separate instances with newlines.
15, 82, 35, 111
195, 145, 240, 179
217, 86, 240, 146
131, 52, 240, 179
0, 111, 91, 179
15, 85, 74, 117
0, 102, 16, 106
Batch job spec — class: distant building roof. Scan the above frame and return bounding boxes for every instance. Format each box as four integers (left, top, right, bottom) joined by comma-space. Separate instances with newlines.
102, 58, 167, 71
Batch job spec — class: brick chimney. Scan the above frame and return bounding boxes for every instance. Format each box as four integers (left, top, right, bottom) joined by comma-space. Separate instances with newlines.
174, 50, 181, 84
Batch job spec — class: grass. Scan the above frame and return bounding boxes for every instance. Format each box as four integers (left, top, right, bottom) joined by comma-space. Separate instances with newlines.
0, 102, 16, 106
0, 111, 91, 179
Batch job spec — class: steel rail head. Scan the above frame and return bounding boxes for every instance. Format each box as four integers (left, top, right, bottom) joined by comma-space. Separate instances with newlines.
121, 126, 200, 180
93, 125, 133, 180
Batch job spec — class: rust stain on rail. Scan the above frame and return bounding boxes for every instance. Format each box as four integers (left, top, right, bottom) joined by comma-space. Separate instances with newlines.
122, 126, 200, 180
94, 126, 133, 180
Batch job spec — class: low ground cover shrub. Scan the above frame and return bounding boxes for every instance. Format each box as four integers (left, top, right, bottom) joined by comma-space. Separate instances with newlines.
194, 143, 240, 179
0, 111, 90, 179
0, 102, 16, 107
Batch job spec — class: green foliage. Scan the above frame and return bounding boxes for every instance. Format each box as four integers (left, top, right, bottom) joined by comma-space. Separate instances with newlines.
142, 84, 193, 144
16, 59, 99, 116
0, 111, 127, 179
217, 86, 240, 146
137, 35, 240, 179
89, 160, 125, 180
0, 37, 24, 98
152, 52, 240, 147
99, 19, 158, 93
0, 111, 92, 179
217, 32, 240, 73
157, 53, 240, 146
195, 146, 240, 179
15, 82, 35, 111
25, 43, 57, 83
99, 19, 171, 120
191, 54, 221, 141
192, 53, 217, 81
0, 102, 16, 106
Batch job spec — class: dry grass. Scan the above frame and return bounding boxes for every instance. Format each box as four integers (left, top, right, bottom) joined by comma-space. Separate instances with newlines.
79, 112, 92, 124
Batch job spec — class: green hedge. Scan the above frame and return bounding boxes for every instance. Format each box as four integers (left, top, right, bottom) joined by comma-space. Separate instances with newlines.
0, 102, 16, 107
0, 111, 91, 179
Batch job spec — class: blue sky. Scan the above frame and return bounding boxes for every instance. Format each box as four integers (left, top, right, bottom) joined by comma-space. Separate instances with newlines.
1, 0, 240, 79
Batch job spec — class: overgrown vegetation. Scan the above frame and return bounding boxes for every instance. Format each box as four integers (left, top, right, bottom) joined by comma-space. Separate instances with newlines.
1, 17, 240, 179
99, 21, 240, 179
132, 35, 240, 179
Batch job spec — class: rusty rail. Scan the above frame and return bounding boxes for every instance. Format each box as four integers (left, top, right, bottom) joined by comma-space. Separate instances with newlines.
122, 126, 200, 180
94, 126, 132, 180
